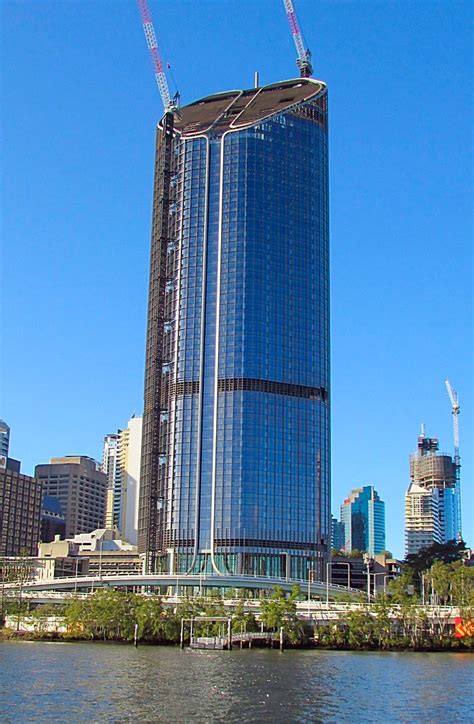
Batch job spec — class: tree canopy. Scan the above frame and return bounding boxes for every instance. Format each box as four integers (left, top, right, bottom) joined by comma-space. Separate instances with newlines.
404, 540, 468, 575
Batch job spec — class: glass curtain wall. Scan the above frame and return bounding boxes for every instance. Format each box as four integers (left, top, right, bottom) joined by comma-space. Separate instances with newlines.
156, 90, 330, 581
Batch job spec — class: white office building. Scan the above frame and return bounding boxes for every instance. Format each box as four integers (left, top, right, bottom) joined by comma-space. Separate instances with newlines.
101, 433, 121, 529
102, 416, 142, 545
405, 483, 442, 555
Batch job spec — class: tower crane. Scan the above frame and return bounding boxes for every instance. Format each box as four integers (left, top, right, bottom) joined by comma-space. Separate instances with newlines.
283, 0, 313, 78
136, 0, 178, 573
137, 0, 179, 114
445, 379, 462, 540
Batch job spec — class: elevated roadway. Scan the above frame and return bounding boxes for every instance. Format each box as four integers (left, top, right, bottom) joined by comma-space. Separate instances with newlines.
3, 572, 360, 599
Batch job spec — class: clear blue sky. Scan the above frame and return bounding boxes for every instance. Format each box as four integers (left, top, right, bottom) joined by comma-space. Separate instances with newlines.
1, 0, 472, 559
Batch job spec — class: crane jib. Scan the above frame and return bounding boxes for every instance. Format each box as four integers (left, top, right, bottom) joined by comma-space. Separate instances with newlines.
137, 0, 174, 113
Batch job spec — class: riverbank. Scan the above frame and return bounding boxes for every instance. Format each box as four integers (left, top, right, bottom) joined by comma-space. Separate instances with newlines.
2, 626, 472, 652
2, 587, 473, 652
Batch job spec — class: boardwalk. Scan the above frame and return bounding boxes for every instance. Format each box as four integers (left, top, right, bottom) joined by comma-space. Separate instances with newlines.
189, 632, 280, 650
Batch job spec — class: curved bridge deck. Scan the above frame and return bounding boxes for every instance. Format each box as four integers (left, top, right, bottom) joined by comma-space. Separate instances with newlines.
5, 572, 360, 599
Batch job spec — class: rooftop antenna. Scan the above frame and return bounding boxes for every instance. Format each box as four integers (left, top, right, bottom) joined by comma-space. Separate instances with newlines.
445, 379, 462, 540
283, 0, 313, 78
137, 0, 179, 114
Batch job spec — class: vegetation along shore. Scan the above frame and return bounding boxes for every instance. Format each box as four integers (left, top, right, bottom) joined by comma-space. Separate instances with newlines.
2, 544, 473, 651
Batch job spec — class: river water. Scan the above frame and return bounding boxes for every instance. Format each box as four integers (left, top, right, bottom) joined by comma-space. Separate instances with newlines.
0, 642, 472, 722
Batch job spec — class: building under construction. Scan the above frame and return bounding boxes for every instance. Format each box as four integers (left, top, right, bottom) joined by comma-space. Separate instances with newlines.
405, 432, 459, 555
137, 77, 331, 580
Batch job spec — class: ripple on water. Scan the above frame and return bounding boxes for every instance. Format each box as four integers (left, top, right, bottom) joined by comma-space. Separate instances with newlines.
0, 643, 473, 722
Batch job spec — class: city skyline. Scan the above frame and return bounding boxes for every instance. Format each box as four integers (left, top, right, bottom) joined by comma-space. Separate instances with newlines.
1, 0, 472, 559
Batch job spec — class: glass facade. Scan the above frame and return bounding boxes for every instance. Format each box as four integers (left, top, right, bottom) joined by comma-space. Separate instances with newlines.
139, 79, 330, 581
340, 486, 386, 556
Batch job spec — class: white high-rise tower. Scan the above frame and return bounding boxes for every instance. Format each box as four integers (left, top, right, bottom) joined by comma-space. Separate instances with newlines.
102, 417, 143, 544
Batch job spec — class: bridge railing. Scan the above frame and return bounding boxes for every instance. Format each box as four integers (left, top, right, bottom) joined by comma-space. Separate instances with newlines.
3, 571, 361, 597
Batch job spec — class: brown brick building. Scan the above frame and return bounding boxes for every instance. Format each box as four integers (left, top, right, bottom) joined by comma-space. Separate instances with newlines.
35, 456, 107, 537
0, 458, 42, 556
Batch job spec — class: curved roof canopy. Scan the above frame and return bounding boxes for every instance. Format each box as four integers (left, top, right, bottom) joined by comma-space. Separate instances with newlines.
171, 77, 326, 138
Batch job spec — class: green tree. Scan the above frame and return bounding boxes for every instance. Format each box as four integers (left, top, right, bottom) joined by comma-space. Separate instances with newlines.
135, 595, 165, 641
371, 596, 394, 649
260, 586, 292, 629
404, 540, 467, 574
231, 599, 258, 634
201, 592, 227, 636
451, 562, 474, 607
64, 590, 139, 641
429, 561, 451, 605
387, 569, 418, 604
289, 584, 303, 601
345, 609, 374, 648
1, 553, 36, 630
28, 603, 62, 636
64, 595, 88, 638
260, 586, 311, 644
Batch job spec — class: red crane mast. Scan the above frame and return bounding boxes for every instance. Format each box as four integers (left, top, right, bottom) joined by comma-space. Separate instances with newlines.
137, 0, 178, 113
283, 0, 313, 78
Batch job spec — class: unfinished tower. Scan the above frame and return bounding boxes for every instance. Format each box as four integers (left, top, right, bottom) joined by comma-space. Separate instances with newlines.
138, 78, 330, 580
405, 432, 459, 555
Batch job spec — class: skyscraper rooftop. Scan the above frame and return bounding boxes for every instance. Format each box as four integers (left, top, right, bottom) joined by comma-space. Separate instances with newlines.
172, 78, 326, 137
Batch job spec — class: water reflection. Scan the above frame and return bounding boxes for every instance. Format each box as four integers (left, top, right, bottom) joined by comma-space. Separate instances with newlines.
0, 643, 473, 722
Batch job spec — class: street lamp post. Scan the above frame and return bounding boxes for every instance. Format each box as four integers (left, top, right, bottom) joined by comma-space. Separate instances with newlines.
74, 556, 79, 595
371, 572, 390, 596
326, 561, 331, 608
307, 568, 316, 618
98, 540, 103, 581
326, 561, 352, 609
363, 554, 372, 603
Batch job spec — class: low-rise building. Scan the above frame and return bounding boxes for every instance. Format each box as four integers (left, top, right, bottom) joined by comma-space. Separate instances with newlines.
330, 555, 366, 591
0, 556, 42, 584
330, 553, 400, 594
37, 528, 143, 581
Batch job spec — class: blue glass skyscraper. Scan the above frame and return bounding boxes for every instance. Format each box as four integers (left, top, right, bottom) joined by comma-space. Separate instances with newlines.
138, 78, 330, 581
340, 486, 386, 556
